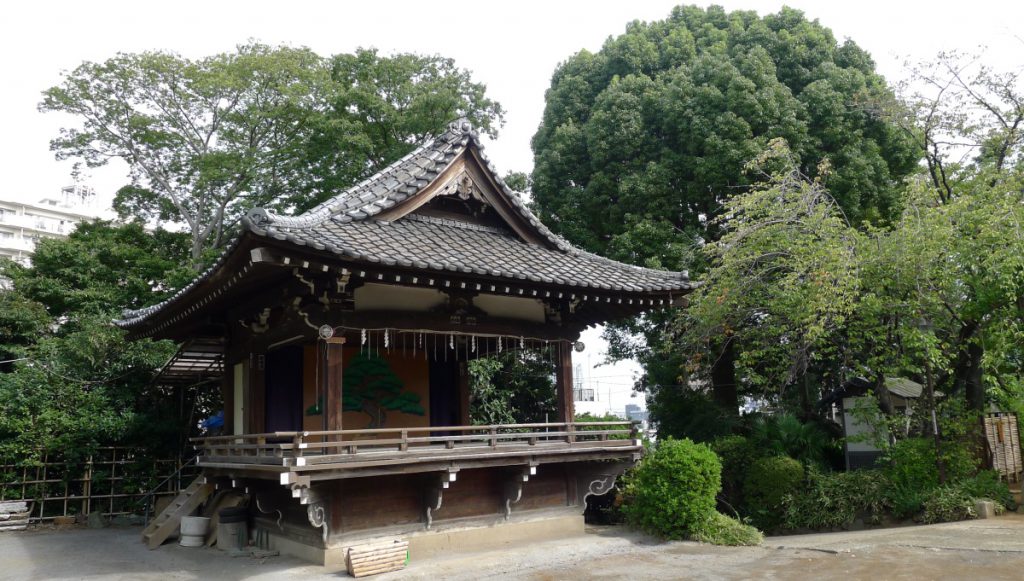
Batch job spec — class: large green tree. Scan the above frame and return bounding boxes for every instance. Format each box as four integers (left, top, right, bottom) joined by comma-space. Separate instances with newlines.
42, 45, 503, 265
0, 222, 190, 459
671, 50, 1024, 430
530, 5, 920, 413
532, 5, 918, 267
289, 49, 504, 213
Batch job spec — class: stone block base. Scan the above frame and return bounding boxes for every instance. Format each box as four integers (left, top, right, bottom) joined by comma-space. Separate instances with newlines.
264, 509, 584, 567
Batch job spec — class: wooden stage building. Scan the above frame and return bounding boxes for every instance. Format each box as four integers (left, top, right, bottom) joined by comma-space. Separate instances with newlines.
117, 119, 692, 564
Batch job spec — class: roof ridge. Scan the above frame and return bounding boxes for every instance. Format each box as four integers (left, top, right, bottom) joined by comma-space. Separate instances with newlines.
243, 118, 478, 231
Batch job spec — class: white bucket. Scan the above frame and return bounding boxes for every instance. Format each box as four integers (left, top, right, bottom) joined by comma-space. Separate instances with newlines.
179, 534, 205, 547
180, 516, 210, 541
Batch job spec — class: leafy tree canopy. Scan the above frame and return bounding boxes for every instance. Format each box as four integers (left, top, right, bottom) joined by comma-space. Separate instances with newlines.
41, 44, 504, 265
0, 222, 188, 459
531, 5, 919, 270
3, 220, 192, 319
468, 349, 557, 425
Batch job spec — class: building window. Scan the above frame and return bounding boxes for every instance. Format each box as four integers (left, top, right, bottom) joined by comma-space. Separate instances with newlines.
573, 388, 596, 402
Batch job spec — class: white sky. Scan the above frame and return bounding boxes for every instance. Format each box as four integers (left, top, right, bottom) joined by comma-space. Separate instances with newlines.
2, 0, 1020, 413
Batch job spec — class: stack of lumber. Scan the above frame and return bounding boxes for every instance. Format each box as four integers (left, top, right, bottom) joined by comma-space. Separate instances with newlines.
0, 502, 31, 532
345, 539, 409, 577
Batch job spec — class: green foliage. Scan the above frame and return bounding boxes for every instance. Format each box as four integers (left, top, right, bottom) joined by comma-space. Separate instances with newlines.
467, 357, 513, 425
677, 153, 861, 401
42, 44, 503, 263
921, 485, 977, 524
711, 435, 758, 510
532, 6, 919, 414
468, 349, 556, 425
342, 353, 423, 429
920, 473, 1014, 525
575, 411, 630, 440
691, 511, 763, 546
533, 5, 917, 266
0, 316, 176, 460
648, 387, 738, 443
0, 289, 49, 370
748, 413, 842, 469
5, 221, 192, 316
958, 471, 1016, 511
0, 222, 201, 462
782, 468, 891, 530
884, 437, 975, 494
622, 438, 722, 539
742, 456, 804, 531
297, 48, 504, 213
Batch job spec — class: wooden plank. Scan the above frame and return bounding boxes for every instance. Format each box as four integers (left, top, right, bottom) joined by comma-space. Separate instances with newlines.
346, 539, 408, 578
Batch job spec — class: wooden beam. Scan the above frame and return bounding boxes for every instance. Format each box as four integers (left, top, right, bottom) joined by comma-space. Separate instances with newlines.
555, 343, 574, 424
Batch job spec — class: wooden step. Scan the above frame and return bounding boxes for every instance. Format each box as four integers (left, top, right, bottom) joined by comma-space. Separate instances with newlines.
141, 476, 213, 549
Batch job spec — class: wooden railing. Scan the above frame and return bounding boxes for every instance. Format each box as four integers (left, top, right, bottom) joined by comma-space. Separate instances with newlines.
192, 422, 640, 469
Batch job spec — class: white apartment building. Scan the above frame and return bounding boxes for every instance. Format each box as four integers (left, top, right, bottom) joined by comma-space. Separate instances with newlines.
0, 185, 101, 266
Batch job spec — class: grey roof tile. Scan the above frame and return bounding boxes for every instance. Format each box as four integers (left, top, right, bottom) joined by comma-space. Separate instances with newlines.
116, 119, 691, 330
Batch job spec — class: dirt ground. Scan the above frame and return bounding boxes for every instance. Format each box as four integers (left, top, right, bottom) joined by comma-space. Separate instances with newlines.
3, 514, 1024, 580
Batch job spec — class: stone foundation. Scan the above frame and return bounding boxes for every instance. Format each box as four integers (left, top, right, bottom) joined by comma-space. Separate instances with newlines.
262, 508, 583, 566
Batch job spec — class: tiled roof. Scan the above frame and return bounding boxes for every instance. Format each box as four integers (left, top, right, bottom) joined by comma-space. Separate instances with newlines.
116, 119, 690, 329
245, 119, 572, 252
260, 214, 688, 292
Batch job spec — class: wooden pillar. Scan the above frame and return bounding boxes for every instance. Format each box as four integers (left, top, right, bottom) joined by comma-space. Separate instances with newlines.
555, 342, 575, 424
325, 338, 346, 433
221, 368, 234, 434
248, 352, 266, 434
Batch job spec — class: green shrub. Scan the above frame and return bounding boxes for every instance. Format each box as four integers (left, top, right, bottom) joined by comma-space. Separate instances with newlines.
692, 511, 763, 546
743, 456, 804, 531
711, 435, 758, 510
958, 470, 1016, 511
884, 438, 974, 494
748, 414, 841, 469
921, 485, 976, 524
888, 485, 927, 519
622, 438, 722, 539
782, 468, 891, 530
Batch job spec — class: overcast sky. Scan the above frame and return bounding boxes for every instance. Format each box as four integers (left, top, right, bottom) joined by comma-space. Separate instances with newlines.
2, 0, 1020, 411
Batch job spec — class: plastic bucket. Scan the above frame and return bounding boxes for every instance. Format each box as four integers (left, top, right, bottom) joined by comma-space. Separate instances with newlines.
180, 516, 210, 537
217, 520, 248, 551
179, 534, 205, 547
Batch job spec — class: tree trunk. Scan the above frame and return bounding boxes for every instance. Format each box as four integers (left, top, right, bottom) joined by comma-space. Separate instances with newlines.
951, 321, 979, 398
711, 338, 738, 415
362, 402, 385, 429
965, 341, 985, 412
190, 234, 205, 269
950, 320, 985, 412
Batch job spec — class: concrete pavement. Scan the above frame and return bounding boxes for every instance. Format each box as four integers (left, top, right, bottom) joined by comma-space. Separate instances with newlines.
2, 514, 1023, 580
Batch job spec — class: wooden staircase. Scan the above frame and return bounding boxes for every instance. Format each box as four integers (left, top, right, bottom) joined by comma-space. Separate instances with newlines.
142, 476, 214, 549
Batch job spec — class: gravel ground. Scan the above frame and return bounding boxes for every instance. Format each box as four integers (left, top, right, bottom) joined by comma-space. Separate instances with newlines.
3, 514, 1024, 580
